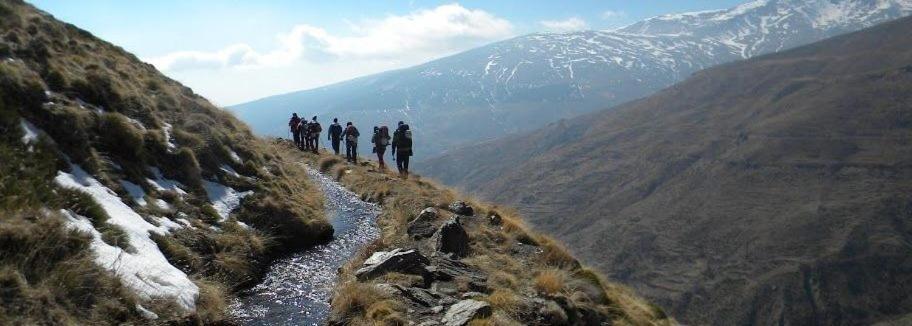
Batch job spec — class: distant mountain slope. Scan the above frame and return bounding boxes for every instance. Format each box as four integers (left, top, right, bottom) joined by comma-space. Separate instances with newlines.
421, 15, 912, 325
0, 1, 329, 323
232, 0, 912, 157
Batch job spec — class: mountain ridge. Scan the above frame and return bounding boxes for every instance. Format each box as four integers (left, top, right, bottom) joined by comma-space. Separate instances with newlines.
232, 0, 912, 158
421, 14, 912, 325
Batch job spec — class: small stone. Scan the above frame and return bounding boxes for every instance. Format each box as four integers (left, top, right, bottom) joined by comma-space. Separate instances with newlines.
432, 305, 445, 314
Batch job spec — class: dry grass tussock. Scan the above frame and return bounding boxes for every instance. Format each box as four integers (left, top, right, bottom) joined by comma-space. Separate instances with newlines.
330, 282, 406, 325
301, 150, 675, 325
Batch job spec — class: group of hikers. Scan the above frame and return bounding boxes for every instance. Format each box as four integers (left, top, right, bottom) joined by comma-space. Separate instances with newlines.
288, 113, 413, 177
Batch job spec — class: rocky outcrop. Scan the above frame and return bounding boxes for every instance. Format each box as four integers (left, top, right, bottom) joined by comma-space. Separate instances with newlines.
428, 256, 487, 292
448, 201, 475, 216
441, 299, 492, 326
408, 207, 440, 239
355, 248, 430, 281
434, 217, 470, 258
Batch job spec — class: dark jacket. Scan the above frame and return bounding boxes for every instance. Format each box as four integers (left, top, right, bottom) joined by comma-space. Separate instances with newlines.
289, 116, 301, 132
392, 125, 413, 156
328, 123, 343, 140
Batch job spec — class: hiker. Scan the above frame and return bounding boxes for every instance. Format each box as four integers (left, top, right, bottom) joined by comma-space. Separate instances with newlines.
344, 122, 360, 163
328, 118, 343, 155
309, 116, 322, 154
289, 113, 302, 148
391, 121, 413, 178
372, 125, 391, 169
298, 119, 310, 151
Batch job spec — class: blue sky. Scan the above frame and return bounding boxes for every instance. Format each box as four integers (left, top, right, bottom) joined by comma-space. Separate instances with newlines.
30, 0, 748, 105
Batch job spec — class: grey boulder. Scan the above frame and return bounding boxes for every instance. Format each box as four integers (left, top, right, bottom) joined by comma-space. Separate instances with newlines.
434, 217, 470, 258
355, 248, 430, 281
441, 299, 492, 326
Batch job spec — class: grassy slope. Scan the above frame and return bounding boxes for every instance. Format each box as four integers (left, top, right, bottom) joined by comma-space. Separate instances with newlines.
0, 0, 330, 323
420, 16, 912, 325
289, 147, 671, 325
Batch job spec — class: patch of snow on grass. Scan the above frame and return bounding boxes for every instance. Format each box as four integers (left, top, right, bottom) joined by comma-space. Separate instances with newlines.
228, 149, 242, 164
19, 118, 40, 145
151, 216, 183, 234
136, 304, 159, 320
202, 180, 252, 221
176, 217, 195, 229
125, 117, 146, 131
161, 123, 178, 152
220, 164, 241, 178
154, 199, 172, 211
147, 167, 187, 196
119, 180, 147, 206
55, 165, 198, 310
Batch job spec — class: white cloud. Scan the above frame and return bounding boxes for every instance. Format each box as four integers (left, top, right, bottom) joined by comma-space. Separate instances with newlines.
147, 4, 513, 72
601, 10, 627, 20
539, 17, 588, 32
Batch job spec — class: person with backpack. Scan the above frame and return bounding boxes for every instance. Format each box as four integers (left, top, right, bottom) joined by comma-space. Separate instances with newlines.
289, 113, 302, 148
309, 116, 322, 154
344, 122, 360, 163
372, 125, 391, 169
299, 119, 311, 151
391, 121, 413, 178
328, 118, 343, 155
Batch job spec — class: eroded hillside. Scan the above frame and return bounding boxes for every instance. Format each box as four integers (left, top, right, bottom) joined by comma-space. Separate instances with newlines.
0, 1, 330, 323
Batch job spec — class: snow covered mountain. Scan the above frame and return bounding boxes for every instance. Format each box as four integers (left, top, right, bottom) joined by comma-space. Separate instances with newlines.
232, 0, 912, 156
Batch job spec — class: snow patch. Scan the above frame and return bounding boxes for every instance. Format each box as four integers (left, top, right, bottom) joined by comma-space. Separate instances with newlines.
119, 180, 147, 207
202, 180, 252, 221
55, 164, 198, 310
220, 165, 241, 178
228, 150, 242, 164
125, 117, 146, 131
161, 123, 178, 152
19, 119, 41, 150
147, 167, 187, 196
151, 216, 183, 234
154, 199, 172, 211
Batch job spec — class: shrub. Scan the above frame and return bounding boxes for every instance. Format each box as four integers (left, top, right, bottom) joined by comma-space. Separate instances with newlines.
0, 62, 46, 107
165, 147, 202, 190
43, 65, 67, 91
70, 71, 123, 111
97, 112, 145, 163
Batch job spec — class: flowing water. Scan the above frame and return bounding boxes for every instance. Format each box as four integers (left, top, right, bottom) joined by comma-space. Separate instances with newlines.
231, 166, 380, 325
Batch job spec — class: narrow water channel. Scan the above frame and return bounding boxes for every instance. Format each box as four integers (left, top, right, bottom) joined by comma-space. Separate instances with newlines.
231, 166, 380, 325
